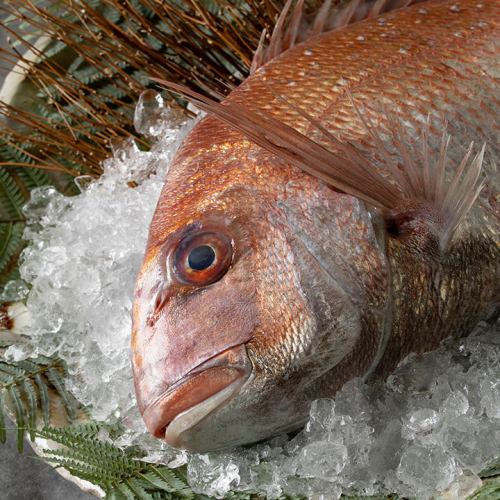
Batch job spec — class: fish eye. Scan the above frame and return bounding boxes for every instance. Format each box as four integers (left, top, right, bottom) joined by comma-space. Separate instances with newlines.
173, 231, 233, 286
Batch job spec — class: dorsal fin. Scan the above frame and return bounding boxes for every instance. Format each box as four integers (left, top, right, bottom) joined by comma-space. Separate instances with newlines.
250, 0, 425, 74
153, 79, 485, 252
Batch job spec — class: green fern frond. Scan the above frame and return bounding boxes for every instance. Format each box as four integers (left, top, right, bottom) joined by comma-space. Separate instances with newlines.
0, 351, 76, 451
0, 169, 25, 220
72, 64, 109, 86
0, 266, 22, 289
468, 477, 500, 500
0, 391, 5, 444
0, 222, 25, 275
35, 424, 195, 499
98, 84, 130, 100
43, 40, 71, 59
0, 139, 49, 291
480, 459, 500, 479
0, 140, 36, 167
14, 167, 50, 192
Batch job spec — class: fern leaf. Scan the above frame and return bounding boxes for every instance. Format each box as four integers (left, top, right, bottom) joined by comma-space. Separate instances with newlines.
34, 372, 50, 426
140, 470, 179, 493
42, 40, 69, 59
98, 84, 129, 100
106, 490, 129, 500
45, 367, 77, 420
35, 424, 196, 499
468, 477, 500, 500
0, 264, 22, 289
67, 55, 86, 74
0, 140, 36, 166
0, 362, 24, 378
116, 482, 139, 500
101, 4, 122, 24
73, 64, 107, 86
0, 390, 5, 444
0, 222, 25, 274
14, 167, 50, 191
0, 354, 76, 446
7, 385, 26, 452
0, 169, 25, 219
146, 467, 193, 498
480, 458, 500, 479
22, 378, 38, 440
63, 420, 101, 439
125, 479, 156, 500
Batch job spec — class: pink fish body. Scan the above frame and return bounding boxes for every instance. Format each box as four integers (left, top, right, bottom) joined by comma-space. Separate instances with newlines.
132, 0, 499, 451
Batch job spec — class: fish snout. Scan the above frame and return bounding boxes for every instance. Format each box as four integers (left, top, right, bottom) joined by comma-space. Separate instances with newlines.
141, 344, 252, 449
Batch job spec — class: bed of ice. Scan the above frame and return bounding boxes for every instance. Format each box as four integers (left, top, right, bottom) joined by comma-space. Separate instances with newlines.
3, 93, 499, 499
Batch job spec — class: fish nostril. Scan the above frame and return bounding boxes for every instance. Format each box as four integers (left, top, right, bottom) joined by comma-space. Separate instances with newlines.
146, 289, 173, 327
154, 293, 163, 313
154, 287, 176, 313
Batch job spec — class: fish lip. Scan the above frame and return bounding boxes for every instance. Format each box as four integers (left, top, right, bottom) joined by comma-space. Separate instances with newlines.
142, 344, 252, 445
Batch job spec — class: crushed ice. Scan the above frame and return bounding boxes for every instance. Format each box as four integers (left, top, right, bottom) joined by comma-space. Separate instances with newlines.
4, 93, 499, 499
187, 326, 498, 499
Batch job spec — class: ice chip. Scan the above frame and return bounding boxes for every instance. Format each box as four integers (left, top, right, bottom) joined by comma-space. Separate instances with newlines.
294, 442, 348, 479
134, 90, 185, 138
402, 408, 440, 439
306, 398, 336, 436
134, 89, 167, 137
22, 186, 60, 220
443, 390, 469, 418
397, 445, 458, 495
440, 471, 483, 500
0, 279, 29, 302
74, 175, 95, 192
480, 379, 500, 419
188, 454, 241, 498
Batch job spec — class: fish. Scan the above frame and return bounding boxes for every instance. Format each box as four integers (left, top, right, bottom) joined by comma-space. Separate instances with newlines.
131, 0, 499, 452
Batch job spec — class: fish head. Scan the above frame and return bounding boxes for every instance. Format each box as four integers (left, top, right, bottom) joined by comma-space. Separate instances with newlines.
132, 116, 389, 452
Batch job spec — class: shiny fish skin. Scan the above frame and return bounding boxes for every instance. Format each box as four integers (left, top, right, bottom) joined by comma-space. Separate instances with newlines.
132, 0, 499, 451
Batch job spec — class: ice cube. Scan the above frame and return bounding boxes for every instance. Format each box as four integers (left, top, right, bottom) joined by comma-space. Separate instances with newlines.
397, 444, 458, 495
0, 280, 29, 302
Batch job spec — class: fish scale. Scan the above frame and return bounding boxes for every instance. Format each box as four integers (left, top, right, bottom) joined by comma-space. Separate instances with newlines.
231, 1, 498, 179
133, 0, 499, 451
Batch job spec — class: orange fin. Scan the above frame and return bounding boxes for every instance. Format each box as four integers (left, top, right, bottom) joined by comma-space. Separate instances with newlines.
357, 108, 486, 249
250, 0, 425, 74
155, 79, 401, 209
155, 79, 485, 252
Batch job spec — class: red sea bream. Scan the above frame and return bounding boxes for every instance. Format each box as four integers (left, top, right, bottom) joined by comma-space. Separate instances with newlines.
131, 0, 499, 451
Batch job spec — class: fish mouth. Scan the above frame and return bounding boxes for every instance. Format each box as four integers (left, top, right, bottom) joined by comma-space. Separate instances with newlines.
142, 344, 252, 449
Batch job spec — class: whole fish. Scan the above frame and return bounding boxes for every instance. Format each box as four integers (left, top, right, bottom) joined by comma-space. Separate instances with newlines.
132, 0, 499, 452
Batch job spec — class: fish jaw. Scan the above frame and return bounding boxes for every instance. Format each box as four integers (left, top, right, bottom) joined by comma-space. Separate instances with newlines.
141, 344, 252, 448
131, 234, 258, 420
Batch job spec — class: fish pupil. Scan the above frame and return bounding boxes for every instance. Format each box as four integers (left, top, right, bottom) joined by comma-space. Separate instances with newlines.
188, 245, 216, 271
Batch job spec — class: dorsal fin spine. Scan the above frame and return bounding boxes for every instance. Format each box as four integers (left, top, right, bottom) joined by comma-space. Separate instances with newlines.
250, 0, 426, 74
154, 78, 485, 252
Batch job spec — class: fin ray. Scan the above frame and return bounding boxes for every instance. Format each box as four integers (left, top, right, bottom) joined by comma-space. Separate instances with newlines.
155, 79, 400, 208
250, 0, 425, 74
156, 79, 486, 250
